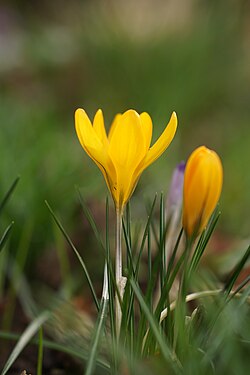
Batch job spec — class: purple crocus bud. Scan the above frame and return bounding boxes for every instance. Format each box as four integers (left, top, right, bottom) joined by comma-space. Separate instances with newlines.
166, 161, 185, 219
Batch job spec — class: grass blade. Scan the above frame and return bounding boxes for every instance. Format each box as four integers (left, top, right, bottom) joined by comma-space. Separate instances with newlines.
0, 222, 14, 253
85, 297, 109, 375
1, 312, 50, 375
189, 210, 221, 275
0, 176, 20, 214
76, 187, 104, 248
45, 200, 100, 311
37, 327, 43, 375
135, 194, 157, 277
0, 330, 109, 371
130, 279, 182, 373
223, 244, 250, 297
122, 195, 157, 343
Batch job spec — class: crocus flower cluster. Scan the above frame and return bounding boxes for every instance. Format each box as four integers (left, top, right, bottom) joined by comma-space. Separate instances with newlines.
75, 109, 223, 239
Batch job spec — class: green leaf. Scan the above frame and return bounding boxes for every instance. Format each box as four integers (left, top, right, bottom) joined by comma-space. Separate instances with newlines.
0, 176, 20, 215
0, 222, 14, 253
37, 327, 43, 375
85, 297, 109, 375
45, 200, 100, 311
189, 209, 221, 276
130, 279, 182, 373
1, 312, 49, 375
0, 330, 109, 371
122, 195, 157, 346
76, 186, 104, 248
223, 244, 250, 297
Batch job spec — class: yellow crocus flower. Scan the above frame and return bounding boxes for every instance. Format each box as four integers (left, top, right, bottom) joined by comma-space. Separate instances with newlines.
75, 109, 177, 210
182, 146, 223, 237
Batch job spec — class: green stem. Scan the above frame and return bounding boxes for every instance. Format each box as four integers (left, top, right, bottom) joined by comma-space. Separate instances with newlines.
115, 208, 123, 336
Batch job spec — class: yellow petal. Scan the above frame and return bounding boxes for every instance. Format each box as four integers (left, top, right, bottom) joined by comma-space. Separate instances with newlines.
201, 151, 223, 228
108, 109, 147, 168
75, 108, 116, 193
143, 112, 177, 170
75, 108, 103, 151
108, 110, 148, 208
108, 113, 122, 141
140, 112, 153, 150
183, 157, 209, 234
118, 112, 176, 207
93, 109, 108, 146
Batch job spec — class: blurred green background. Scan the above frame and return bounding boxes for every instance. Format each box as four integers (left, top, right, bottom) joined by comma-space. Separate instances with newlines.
0, 0, 249, 260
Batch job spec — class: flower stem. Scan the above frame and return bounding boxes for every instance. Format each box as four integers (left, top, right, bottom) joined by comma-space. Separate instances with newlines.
115, 208, 123, 337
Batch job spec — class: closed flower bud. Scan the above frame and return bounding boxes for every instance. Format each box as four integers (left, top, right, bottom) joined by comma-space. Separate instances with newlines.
166, 161, 185, 220
182, 146, 223, 237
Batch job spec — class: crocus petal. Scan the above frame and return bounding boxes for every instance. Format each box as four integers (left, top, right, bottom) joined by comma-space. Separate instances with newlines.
108, 110, 147, 168
75, 109, 103, 151
140, 112, 153, 150
75, 108, 116, 193
108, 113, 122, 141
201, 152, 223, 228
93, 109, 108, 147
127, 111, 178, 191
143, 112, 177, 170
183, 161, 209, 234
108, 110, 148, 208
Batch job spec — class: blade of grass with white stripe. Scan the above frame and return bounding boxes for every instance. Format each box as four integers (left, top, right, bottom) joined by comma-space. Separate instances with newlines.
45, 200, 100, 311
105, 197, 118, 375
1, 311, 50, 375
76, 190, 122, 317
85, 297, 109, 375
122, 195, 157, 348
76, 190, 121, 313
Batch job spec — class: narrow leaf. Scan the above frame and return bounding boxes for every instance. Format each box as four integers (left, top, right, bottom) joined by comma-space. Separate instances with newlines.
223, 245, 250, 297
37, 327, 43, 375
130, 279, 182, 372
85, 297, 109, 375
0, 176, 20, 214
1, 312, 49, 375
0, 330, 109, 371
76, 187, 104, 247
45, 201, 100, 311
0, 222, 14, 253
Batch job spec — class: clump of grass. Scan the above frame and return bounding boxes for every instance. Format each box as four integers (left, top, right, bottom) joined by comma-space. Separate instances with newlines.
1, 147, 250, 375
